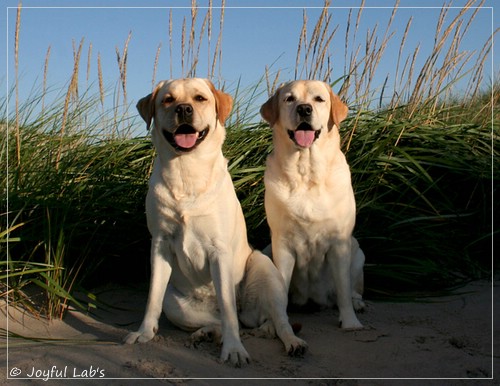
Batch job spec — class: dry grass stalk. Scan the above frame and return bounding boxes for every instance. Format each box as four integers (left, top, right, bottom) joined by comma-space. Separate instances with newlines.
411, 2, 468, 106
211, 0, 225, 82
57, 37, 84, 170
189, 0, 198, 73
311, 6, 334, 80
186, 1, 209, 78
42, 45, 51, 116
343, 1, 365, 101
265, 65, 271, 96
70, 40, 79, 102
303, 6, 325, 77
271, 69, 281, 95
169, 10, 173, 78
189, 10, 209, 77
340, 9, 353, 99
335, 0, 487, 116
318, 25, 337, 81
409, 0, 479, 115
406, 44, 421, 102
311, 15, 337, 81
69, 39, 84, 108
301, 2, 326, 79
207, 0, 213, 78
391, 16, 412, 107
343, 8, 352, 77
152, 43, 162, 90
86, 43, 92, 87
295, 10, 307, 80
114, 47, 121, 114
181, 17, 186, 76
295, 0, 343, 82
14, 2, 22, 167
97, 52, 104, 108
352, 25, 378, 102
466, 28, 497, 102
364, 1, 398, 94
353, 0, 365, 47
68, 38, 84, 103
265, 65, 281, 96
85, 43, 92, 128
116, 31, 131, 109
164, 1, 224, 82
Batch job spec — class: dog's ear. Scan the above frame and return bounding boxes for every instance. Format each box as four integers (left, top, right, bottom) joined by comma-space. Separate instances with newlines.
213, 89, 233, 124
328, 87, 349, 130
205, 80, 233, 124
136, 81, 165, 130
260, 91, 280, 126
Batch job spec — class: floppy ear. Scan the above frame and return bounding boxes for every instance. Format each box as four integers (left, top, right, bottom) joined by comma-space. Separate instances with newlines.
136, 81, 165, 130
260, 91, 280, 126
328, 87, 349, 130
205, 80, 233, 124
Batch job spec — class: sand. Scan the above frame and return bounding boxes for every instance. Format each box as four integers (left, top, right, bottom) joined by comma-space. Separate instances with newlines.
1, 279, 497, 385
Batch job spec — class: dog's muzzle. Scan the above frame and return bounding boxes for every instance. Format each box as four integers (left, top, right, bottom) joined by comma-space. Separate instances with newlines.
163, 124, 209, 152
288, 122, 321, 148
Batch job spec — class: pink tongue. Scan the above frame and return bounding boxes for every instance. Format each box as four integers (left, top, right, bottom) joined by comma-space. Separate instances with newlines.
294, 130, 315, 147
174, 133, 199, 148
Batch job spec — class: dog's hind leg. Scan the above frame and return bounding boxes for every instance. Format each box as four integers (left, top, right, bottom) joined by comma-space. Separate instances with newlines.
350, 237, 366, 311
163, 285, 220, 332
163, 285, 225, 349
240, 250, 308, 357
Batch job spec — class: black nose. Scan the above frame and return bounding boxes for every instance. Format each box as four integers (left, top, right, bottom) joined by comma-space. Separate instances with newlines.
297, 104, 312, 118
175, 104, 193, 120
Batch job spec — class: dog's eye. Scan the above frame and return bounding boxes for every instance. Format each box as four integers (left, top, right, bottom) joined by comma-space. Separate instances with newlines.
285, 95, 296, 103
163, 95, 175, 104
194, 95, 207, 102
314, 96, 325, 102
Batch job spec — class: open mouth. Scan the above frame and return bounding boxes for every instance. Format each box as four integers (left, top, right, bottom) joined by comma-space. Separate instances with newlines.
162, 124, 209, 152
287, 122, 321, 148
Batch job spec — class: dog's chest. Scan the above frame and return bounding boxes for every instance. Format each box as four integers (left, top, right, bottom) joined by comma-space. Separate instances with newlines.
267, 163, 356, 227
172, 219, 212, 276
148, 189, 218, 279
288, 227, 336, 296
291, 220, 332, 257
284, 184, 350, 227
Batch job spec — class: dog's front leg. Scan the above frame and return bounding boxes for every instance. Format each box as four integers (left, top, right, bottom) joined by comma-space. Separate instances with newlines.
210, 249, 250, 367
328, 239, 363, 330
124, 236, 172, 344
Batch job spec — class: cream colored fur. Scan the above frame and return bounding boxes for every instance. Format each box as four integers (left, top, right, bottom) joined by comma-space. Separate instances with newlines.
124, 78, 306, 366
261, 80, 365, 329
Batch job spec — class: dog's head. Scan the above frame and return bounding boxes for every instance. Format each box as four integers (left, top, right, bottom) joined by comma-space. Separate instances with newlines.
260, 80, 348, 149
137, 78, 233, 154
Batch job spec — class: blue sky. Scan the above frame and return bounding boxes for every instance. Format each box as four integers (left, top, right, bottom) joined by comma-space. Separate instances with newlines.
2, 0, 498, 131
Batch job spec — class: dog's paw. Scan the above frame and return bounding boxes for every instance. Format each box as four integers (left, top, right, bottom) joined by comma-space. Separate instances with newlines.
339, 319, 364, 330
253, 320, 276, 339
123, 322, 158, 344
352, 296, 366, 312
286, 337, 308, 357
123, 328, 156, 344
338, 306, 364, 330
220, 342, 251, 367
189, 326, 222, 347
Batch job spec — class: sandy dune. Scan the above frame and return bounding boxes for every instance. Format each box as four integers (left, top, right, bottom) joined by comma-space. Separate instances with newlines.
1, 279, 496, 385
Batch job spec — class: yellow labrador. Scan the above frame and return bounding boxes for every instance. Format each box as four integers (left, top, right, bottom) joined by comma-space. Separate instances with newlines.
260, 80, 365, 329
124, 78, 306, 366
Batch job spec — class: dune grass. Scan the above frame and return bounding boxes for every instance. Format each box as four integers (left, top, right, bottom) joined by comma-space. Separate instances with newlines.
226, 90, 497, 296
2, 1, 497, 318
